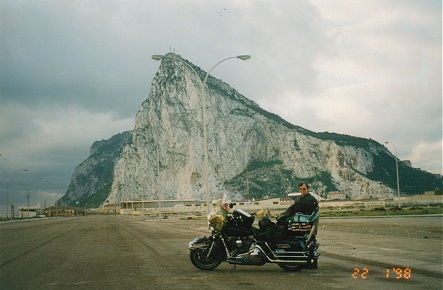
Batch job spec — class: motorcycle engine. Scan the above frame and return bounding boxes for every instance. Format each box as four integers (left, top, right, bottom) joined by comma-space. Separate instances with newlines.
236, 245, 266, 266
227, 236, 253, 254
227, 237, 266, 266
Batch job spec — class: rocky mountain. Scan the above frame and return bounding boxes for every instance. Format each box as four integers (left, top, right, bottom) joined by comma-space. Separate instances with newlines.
58, 131, 132, 207
60, 53, 441, 207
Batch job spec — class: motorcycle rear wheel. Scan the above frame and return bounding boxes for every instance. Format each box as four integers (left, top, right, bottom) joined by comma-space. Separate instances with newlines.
190, 248, 222, 270
277, 263, 303, 272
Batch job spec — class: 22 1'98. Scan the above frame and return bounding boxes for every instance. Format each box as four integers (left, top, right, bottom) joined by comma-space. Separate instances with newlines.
352, 267, 412, 279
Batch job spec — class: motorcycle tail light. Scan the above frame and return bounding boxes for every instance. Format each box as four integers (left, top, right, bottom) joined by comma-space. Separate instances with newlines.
276, 244, 291, 249
290, 222, 311, 232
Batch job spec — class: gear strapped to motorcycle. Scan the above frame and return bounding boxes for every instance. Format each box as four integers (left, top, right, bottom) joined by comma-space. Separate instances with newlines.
207, 193, 231, 233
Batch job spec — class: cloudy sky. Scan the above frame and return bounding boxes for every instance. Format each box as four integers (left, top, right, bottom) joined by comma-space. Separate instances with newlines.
1, 0, 441, 213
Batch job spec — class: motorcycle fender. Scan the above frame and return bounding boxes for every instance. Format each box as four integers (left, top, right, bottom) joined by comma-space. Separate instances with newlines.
188, 235, 212, 251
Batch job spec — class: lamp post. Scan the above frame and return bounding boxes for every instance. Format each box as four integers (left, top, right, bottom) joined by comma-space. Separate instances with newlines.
157, 144, 161, 221
152, 54, 251, 216
385, 142, 401, 208
27, 177, 43, 219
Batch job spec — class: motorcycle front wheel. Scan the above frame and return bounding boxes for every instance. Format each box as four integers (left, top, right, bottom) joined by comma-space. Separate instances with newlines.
190, 248, 222, 270
277, 263, 303, 272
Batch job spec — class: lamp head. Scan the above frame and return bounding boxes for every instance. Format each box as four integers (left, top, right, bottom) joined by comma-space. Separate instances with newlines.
237, 55, 251, 60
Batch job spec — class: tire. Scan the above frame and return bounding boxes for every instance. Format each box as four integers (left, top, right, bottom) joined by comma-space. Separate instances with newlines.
189, 248, 222, 270
277, 263, 303, 272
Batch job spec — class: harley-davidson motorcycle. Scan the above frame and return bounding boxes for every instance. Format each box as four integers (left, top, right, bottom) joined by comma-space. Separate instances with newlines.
188, 196, 320, 272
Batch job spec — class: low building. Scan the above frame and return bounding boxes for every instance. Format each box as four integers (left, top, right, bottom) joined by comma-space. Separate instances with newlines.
46, 206, 82, 217
424, 190, 442, 196
287, 192, 324, 201
327, 191, 348, 200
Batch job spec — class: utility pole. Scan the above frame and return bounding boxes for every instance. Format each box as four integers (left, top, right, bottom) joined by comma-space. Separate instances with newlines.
246, 162, 249, 202
26, 191, 30, 219
10, 204, 14, 220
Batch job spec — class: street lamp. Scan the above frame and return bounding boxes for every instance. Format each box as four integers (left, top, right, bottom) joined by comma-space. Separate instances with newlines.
152, 54, 251, 216
385, 142, 401, 207
157, 144, 161, 221
27, 177, 43, 219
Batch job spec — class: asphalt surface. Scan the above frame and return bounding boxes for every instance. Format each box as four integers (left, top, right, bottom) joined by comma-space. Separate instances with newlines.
0, 215, 441, 290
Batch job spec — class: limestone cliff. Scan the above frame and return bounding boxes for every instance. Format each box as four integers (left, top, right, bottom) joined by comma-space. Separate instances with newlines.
58, 131, 132, 207
62, 53, 441, 207
104, 53, 440, 203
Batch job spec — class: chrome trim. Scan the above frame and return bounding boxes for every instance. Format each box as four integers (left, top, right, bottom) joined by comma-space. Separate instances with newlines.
220, 237, 232, 259
307, 224, 316, 243
254, 244, 310, 264
188, 236, 211, 250
205, 239, 216, 259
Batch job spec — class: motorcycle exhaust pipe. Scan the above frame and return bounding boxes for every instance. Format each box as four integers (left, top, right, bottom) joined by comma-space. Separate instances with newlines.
254, 244, 310, 264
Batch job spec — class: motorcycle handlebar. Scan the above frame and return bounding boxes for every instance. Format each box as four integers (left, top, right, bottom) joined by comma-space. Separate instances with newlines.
228, 203, 236, 208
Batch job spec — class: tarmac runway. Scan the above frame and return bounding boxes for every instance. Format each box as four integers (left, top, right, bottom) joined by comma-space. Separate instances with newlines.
0, 215, 441, 290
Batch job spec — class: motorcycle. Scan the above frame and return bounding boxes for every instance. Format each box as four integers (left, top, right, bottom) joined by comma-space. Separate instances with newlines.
188, 195, 320, 272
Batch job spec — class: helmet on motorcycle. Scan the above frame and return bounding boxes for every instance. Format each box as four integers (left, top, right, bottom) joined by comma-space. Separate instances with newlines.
259, 216, 272, 230
220, 201, 230, 211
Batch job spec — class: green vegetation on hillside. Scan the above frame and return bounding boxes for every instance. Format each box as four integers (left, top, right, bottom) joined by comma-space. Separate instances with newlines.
367, 150, 442, 194
224, 160, 338, 200
77, 183, 112, 208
